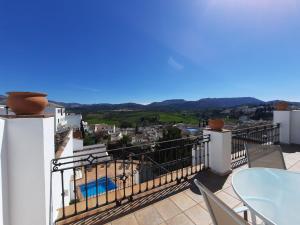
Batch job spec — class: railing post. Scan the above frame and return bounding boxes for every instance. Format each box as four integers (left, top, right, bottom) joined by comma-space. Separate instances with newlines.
203, 129, 232, 176
0, 116, 55, 225
274, 110, 291, 144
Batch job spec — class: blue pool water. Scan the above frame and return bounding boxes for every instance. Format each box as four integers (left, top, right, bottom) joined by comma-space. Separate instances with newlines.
80, 177, 117, 198
187, 128, 199, 133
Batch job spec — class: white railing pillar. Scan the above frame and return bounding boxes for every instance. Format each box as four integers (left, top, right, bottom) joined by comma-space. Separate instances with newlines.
274, 110, 300, 145
0, 116, 55, 225
203, 129, 232, 176
274, 111, 291, 144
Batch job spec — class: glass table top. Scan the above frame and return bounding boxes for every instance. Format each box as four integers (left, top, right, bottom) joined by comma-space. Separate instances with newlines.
232, 168, 300, 225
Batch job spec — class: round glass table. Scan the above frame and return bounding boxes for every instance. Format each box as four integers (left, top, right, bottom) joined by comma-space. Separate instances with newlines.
232, 168, 300, 225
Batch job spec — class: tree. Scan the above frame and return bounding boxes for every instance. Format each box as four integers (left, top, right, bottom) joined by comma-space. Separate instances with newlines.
120, 121, 133, 128
161, 126, 182, 141
83, 133, 96, 146
119, 135, 132, 146
135, 124, 139, 134
94, 130, 109, 143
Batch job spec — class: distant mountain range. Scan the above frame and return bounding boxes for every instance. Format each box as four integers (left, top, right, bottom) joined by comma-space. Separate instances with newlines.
0, 95, 6, 104
1, 95, 298, 111
49, 97, 266, 111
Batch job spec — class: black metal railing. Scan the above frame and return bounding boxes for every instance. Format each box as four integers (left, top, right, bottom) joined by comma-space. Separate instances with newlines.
231, 124, 280, 167
50, 135, 210, 223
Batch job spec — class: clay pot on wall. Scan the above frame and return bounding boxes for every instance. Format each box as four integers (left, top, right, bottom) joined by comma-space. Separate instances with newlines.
208, 119, 224, 131
6, 92, 48, 115
275, 102, 289, 111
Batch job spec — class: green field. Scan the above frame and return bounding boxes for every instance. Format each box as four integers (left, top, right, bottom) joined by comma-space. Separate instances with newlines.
84, 111, 199, 127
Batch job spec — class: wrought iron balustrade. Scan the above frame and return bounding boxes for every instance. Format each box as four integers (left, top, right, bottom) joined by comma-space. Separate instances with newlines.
50, 135, 210, 223
231, 123, 280, 167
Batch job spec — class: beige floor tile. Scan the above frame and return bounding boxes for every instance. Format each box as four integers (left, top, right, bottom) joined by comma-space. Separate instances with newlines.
198, 202, 208, 211
223, 186, 240, 200
289, 162, 300, 172
112, 214, 138, 225
222, 178, 233, 189
154, 198, 182, 221
170, 192, 197, 211
166, 213, 195, 225
184, 205, 211, 225
285, 155, 300, 164
184, 189, 204, 203
286, 161, 294, 169
134, 206, 164, 225
215, 191, 241, 208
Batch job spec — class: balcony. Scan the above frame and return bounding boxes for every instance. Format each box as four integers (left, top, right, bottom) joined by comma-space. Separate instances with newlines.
1, 111, 299, 225
110, 144, 300, 225
51, 124, 285, 225
51, 135, 211, 223
54, 144, 300, 225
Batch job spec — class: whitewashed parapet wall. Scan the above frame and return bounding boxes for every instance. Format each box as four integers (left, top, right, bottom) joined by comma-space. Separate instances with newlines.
203, 129, 232, 176
274, 110, 300, 144
52, 130, 74, 222
0, 119, 8, 225
0, 116, 55, 225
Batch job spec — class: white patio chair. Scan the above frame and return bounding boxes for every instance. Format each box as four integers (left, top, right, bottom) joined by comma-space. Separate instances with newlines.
194, 179, 252, 225
245, 144, 286, 170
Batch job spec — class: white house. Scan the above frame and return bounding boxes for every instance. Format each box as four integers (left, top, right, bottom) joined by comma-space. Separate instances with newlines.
65, 113, 82, 131
0, 105, 14, 116
45, 104, 67, 132
94, 124, 115, 133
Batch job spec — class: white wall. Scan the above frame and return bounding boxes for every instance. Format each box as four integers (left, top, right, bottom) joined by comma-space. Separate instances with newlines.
0, 117, 55, 225
291, 111, 300, 144
0, 119, 9, 225
66, 114, 82, 130
52, 130, 73, 221
274, 110, 300, 145
274, 111, 291, 144
73, 138, 83, 151
203, 129, 232, 176
45, 107, 66, 132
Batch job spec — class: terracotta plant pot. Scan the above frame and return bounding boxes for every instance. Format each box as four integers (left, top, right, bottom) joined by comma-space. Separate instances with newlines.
208, 119, 224, 131
275, 102, 289, 111
6, 92, 48, 115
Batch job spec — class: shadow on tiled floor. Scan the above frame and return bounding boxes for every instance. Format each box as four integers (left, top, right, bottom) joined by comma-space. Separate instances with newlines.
62, 144, 300, 225
67, 180, 191, 224
65, 170, 227, 225
281, 144, 300, 153
191, 170, 229, 195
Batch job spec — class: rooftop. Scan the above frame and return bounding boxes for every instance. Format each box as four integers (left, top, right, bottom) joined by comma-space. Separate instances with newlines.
58, 144, 300, 225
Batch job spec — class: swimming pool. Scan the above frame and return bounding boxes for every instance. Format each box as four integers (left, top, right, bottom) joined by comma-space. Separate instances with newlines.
186, 128, 199, 133
80, 177, 117, 198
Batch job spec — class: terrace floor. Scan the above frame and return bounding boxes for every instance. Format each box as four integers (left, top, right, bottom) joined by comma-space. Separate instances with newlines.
63, 144, 300, 225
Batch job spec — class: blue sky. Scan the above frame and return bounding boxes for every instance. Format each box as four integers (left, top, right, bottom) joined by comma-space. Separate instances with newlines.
1, 0, 300, 104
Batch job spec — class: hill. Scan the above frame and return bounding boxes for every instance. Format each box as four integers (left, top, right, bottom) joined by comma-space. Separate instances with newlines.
64, 97, 265, 111
1, 94, 296, 111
